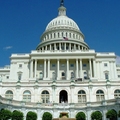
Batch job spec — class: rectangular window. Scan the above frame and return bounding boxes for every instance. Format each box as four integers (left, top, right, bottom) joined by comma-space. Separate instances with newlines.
104, 63, 107, 67
118, 75, 120, 78
105, 73, 109, 79
61, 64, 65, 67
83, 64, 86, 67
18, 74, 22, 80
6, 76, 9, 79
40, 64, 43, 68
19, 64, 22, 68
70, 64, 74, 67
52, 64, 56, 67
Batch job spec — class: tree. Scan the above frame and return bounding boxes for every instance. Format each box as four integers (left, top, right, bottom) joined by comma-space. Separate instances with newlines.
76, 112, 86, 120
91, 111, 102, 120
118, 110, 120, 117
26, 111, 37, 120
106, 109, 117, 120
0, 109, 12, 120
12, 110, 24, 120
42, 112, 52, 120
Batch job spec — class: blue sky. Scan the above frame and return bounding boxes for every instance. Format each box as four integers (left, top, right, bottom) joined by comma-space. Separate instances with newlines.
0, 0, 120, 67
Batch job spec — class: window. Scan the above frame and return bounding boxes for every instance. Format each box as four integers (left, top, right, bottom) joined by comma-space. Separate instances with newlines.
104, 63, 107, 67
71, 72, 74, 79
41, 90, 49, 103
6, 76, 9, 79
39, 72, 43, 80
114, 89, 120, 98
105, 73, 109, 79
70, 64, 74, 67
61, 64, 65, 67
18, 73, 22, 81
78, 90, 86, 103
84, 72, 88, 79
52, 72, 56, 80
96, 90, 105, 101
19, 64, 22, 68
118, 75, 120, 78
52, 64, 56, 67
61, 72, 66, 80
40, 64, 43, 68
83, 64, 86, 67
5, 90, 13, 99
23, 90, 31, 102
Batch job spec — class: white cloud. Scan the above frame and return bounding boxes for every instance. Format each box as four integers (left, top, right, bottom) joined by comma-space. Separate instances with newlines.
3, 46, 13, 50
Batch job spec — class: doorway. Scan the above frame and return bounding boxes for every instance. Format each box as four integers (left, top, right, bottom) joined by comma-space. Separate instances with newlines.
59, 90, 68, 103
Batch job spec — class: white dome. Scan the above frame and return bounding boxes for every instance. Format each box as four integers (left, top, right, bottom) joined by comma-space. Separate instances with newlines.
46, 16, 80, 31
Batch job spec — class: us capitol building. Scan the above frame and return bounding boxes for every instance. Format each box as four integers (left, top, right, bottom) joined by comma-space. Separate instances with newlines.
0, 1, 120, 120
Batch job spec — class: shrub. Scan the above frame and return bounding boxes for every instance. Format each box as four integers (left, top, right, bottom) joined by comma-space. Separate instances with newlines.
42, 112, 52, 120
106, 109, 117, 120
12, 110, 24, 120
76, 112, 86, 120
26, 111, 37, 120
0, 109, 12, 120
91, 111, 102, 120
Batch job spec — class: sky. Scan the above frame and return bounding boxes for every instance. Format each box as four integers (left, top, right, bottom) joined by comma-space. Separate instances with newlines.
0, 0, 120, 67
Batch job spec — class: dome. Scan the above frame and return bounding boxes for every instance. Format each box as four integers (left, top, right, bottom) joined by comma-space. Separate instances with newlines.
46, 16, 80, 31
45, 6, 80, 31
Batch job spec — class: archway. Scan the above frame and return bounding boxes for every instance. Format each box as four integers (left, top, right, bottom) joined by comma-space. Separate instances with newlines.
59, 90, 68, 103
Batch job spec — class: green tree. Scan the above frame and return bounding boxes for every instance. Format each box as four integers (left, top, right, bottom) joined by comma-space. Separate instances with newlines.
106, 109, 117, 120
118, 110, 120, 117
12, 110, 24, 120
42, 112, 52, 120
0, 109, 12, 120
91, 111, 102, 120
26, 111, 37, 120
76, 112, 86, 120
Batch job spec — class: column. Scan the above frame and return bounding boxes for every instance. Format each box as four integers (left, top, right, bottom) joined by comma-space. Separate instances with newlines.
34, 59, 37, 78
80, 59, 83, 78
54, 43, 56, 50
93, 59, 96, 78
59, 43, 61, 50
76, 59, 78, 78
113, 61, 117, 79
89, 59, 92, 78
69, 43, 71, 51
78, 45, 80, 50
57, 59, 59, 80
67, 59, 69, 80
65, 43, 66, 50
50, 44, 51, 50
99, 61, 102, 79
48, 59, 50, 79
30, 60, 33, 78
44, 59, 46, 79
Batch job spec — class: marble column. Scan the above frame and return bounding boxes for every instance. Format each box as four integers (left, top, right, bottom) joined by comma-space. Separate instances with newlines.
30, 59, 33, 78
44, 59, 46, 79
67, 59, 69, 80
76, 59, 78, 78
93, 59, 96, 78
48, 59, 50, 79
34, 59, 37, 78
89, 59, 92, 78
80, 59, 83, 78
57, 59, 60, 80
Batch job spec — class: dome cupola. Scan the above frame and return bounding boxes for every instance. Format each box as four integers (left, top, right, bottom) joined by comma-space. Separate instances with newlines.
36, 0, 89, 51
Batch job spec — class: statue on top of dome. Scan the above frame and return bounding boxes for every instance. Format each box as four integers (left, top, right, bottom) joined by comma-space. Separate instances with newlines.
60, 0, 64, 6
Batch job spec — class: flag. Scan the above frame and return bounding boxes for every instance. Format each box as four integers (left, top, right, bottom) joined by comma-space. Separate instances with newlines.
63, 37, 68, 40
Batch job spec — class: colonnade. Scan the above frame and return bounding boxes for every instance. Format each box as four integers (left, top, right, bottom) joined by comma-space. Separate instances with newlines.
30, 59, 97, 80
38, 42, 88, 51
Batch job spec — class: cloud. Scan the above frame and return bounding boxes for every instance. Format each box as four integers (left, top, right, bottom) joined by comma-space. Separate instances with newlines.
3, 46, 13, 50
116, 55, 120, 64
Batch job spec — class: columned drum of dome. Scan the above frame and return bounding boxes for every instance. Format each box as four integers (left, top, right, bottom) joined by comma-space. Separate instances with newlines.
36, 2, 89, 51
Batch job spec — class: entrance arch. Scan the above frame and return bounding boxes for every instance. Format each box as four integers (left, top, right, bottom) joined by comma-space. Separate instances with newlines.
59, 90, 68, 103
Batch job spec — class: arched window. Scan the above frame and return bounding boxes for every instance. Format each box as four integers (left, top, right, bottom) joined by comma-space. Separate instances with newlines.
61, 72, 66, 80
23, 90, 31, 102
39, 72, 43, 80
41, 90, 49, 103
78, 90, 86, 103
96, 90, 105, 101
5, 90, 13, 99
114, 89, 120, 98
